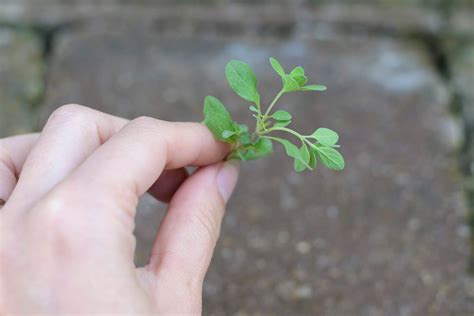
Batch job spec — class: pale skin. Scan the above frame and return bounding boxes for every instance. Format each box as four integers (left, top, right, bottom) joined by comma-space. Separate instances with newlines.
0, 104, 239, 315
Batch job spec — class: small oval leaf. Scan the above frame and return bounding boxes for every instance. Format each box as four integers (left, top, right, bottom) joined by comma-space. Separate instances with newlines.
315, 146, 345, 170
203, 96, 235, 143
311, 128, 339, 146
301, 84, 327, 91
249, 105, 259, 113
269, 57, 285, 78
225, 60, 260, 104
274, 138, 310, 169
274, 120, 291, 128
222, 130, 236, 139
243, 138, 273, 160
272, 110, 292, 121
294, 144, 311, 172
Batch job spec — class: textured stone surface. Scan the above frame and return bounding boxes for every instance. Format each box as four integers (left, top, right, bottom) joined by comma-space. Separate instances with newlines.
449, 10, 474, 37
0, 1, 442, 38
0, 29, 44, 137
38, 22, 473, 314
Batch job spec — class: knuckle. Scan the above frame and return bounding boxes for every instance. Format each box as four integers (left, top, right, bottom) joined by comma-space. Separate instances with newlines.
34, 193, 81, 245
46, 104, 103, 143
50, 103, 86, 118
131, 115, 156, 126
47, 104, 89, 127
36, 194, 70, 226
130, 116, 163, 132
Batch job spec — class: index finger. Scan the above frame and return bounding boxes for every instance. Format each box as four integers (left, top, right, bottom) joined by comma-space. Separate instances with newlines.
53, 116, 230, 214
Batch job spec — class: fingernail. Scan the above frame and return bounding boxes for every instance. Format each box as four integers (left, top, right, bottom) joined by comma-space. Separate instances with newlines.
216, 161, 240, 202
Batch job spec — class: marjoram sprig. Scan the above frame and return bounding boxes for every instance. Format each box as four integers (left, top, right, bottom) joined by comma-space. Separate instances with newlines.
203, 57, 344, 172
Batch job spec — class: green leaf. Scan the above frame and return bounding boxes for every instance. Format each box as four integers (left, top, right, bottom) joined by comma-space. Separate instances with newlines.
294, 75, 308, 87
272, 110, 292, 121
239, 132, 251, 145
227, 148, 246, 161
242, 138, 273, 160
233, 122, 249, 134
279, 139, 299, 157
308, 147, 317, 169
225, 60, 260, 104
289, 67, 308, 86
283, 75, 300, 92
203, 96, 236, 143
311, 128, 339, 146
290, 66, 304, 77
301, 85, 327, 91
254, 138, 273, 153
315, 146, 345, 170
222, 130, 236, 139
294, 144, 311, 172
269, 57, 285, 78
273, 120, 291, 128
249, 105, 259, 113
273, 138, 310, 169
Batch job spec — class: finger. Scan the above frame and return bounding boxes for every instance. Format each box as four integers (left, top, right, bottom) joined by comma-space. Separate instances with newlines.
0, 134, 39, 205
148, 168, 189, 203
38, 117, 230, 265
149, 161, 239, 291
8, 104, 128, 210
57, 117, 230, 215
0, 132, 188, 206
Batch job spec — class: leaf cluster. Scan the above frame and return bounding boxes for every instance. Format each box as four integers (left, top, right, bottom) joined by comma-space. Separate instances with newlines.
203, 57, 345, 172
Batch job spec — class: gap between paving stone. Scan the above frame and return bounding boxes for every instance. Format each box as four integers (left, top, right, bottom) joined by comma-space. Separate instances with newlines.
447, 41, 474, 274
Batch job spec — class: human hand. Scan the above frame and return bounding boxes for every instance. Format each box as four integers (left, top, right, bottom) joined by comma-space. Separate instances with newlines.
0, 104, 239, 314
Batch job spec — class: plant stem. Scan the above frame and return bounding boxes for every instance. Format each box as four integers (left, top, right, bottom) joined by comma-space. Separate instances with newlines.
261, 126, 315, 148
255, 97, 262, 117
261, 126, 301, 139
260, 135, 280, 142
263, 89, 285, 118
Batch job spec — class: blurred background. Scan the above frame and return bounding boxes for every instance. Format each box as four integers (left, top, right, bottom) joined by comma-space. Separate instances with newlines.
1, 0, 473, 314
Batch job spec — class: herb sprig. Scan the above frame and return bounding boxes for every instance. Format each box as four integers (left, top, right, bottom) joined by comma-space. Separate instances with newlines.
203, 57, 345, 172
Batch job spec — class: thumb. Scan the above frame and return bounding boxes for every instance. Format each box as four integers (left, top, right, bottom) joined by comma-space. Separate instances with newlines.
148, 161, 239, 286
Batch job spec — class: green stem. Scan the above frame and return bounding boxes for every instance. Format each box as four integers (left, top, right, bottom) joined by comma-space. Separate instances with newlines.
261, 127, 314, 148
260, 135, 281, 142
263, 89, 285, 118
261, 126, 301, 139
256, 97, 262, 114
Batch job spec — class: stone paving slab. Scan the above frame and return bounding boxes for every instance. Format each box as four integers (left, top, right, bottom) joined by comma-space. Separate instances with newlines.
0, 1, 443, 37
0, 28, 44, 137
449, 10, 474, 37
37, 21, 473, 314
